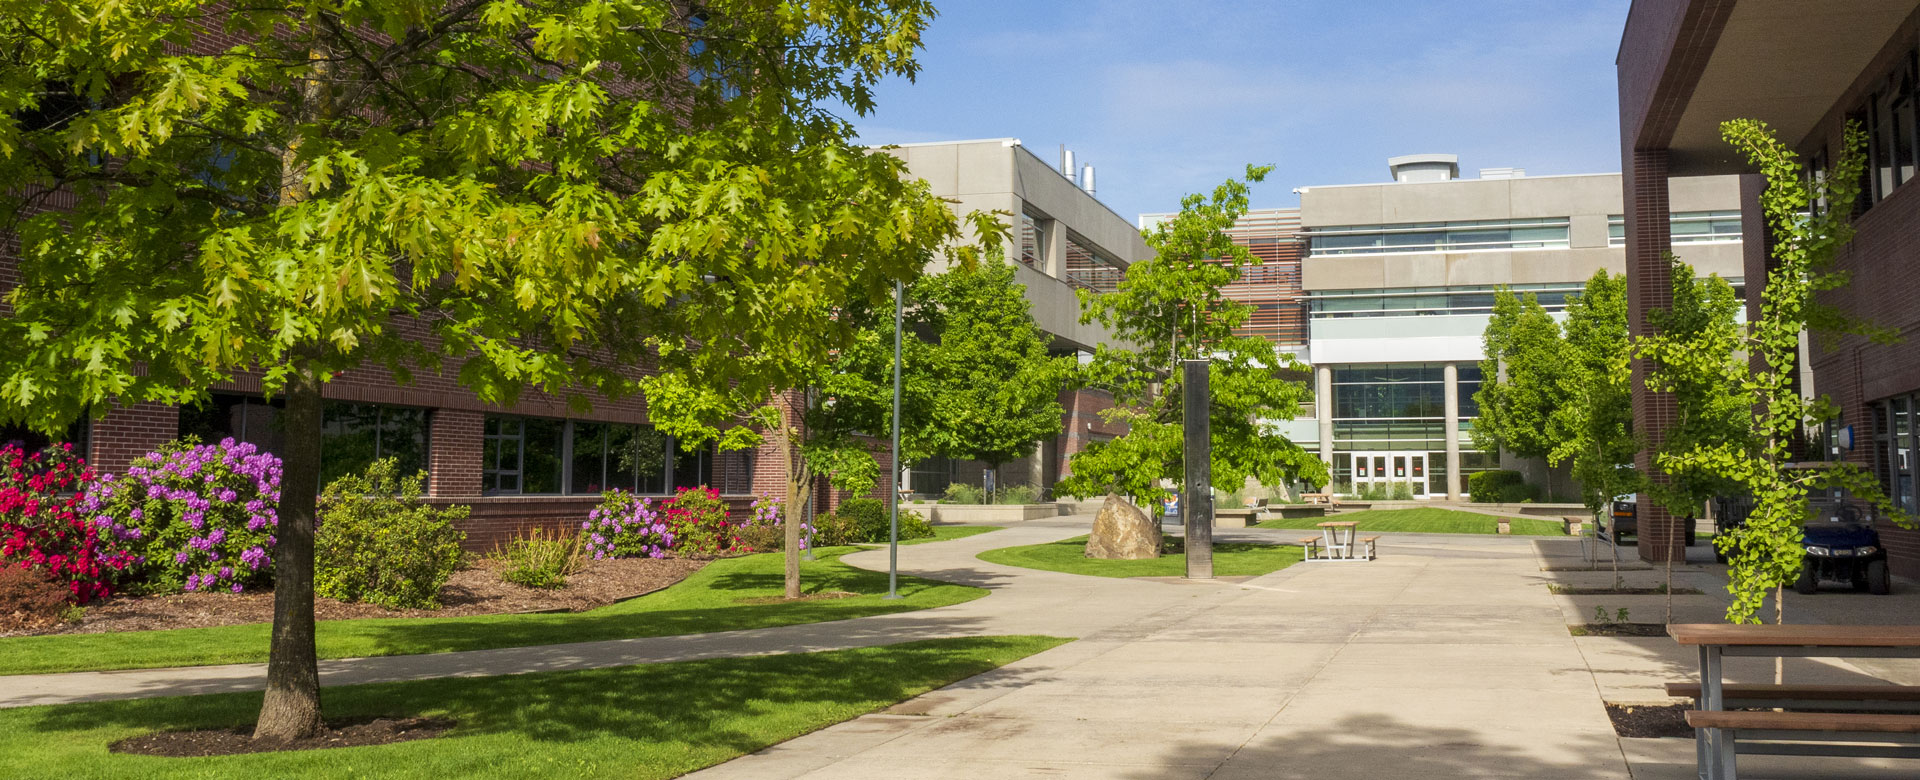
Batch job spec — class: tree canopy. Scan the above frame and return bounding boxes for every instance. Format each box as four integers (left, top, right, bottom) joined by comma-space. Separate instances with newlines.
1472, 290, 1571, 461
1055, 165, 1325, 505
1641, 119, 1910, 623
0, 0, 959, 739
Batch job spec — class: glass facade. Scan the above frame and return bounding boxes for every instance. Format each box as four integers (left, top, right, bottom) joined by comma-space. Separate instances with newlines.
1326, 363, 1489, 495
180, 393, 430, 484
1861, 46, 1920, 204
1306, 218, 1569, 257
482, 415, 708, 496
1310, 284, 1582, 318
1606, 211, 1743, 246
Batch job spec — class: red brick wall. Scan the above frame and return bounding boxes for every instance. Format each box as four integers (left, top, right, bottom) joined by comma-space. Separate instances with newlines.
87, 403, 181, 475
428, 409, 484, 499
1056, 387, 1126, 481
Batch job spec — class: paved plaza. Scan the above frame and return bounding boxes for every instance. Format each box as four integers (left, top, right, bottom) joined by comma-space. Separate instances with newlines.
3, 517, 1917, 778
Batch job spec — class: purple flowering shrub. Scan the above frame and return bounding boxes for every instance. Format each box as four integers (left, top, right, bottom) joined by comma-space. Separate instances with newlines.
79, 438, 282, 594
582, 490, 672, 559
734, 495, 813, 553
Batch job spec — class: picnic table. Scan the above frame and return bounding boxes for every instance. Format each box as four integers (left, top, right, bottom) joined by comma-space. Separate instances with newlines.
1300, 492, 1338, 505
1670, 623, 1920, 779
1296, 521, 1375, 562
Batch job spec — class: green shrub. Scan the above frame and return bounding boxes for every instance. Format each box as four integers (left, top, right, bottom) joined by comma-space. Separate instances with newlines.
825, 497, 935, 544
993, 484, 1041, 505
315, 459, 469, 610
1468, 470, 1536, 503
1389, 481, 1415, 500
941, 483, 985, 505
1215, 491, 1245, 509
497, 528, 587, 589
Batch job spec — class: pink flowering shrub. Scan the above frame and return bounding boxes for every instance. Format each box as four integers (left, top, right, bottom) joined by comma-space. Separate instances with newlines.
80, 438, 283, 594
0, 443, 136, 603
664, 486, 744, 556
583, 490, 672, 559
735, 494, 812, 553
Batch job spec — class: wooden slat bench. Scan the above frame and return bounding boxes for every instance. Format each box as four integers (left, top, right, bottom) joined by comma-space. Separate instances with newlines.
1358, 535, 1379, 560
1666, 682, 1920, 712
1685, 710, 1920, 762
1296, 536, 1320, 559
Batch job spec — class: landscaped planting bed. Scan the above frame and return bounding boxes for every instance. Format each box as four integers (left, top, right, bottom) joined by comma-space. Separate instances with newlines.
14, 556, 708, 637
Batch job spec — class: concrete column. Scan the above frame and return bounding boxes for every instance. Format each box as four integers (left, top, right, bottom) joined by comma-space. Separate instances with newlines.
1043, 218, 1067, 279
1315, 365, 1334, 481
1624, 148, 1683, 564
1443, 363, 1462, 500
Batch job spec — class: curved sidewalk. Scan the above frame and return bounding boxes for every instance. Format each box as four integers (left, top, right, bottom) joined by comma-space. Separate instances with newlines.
0, 519, 1230, 709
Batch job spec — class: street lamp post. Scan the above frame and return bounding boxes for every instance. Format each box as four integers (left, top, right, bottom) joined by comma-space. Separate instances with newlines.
885, 279, 903, 600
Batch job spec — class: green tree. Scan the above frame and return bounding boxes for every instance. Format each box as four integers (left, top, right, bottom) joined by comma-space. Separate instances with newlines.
1473, 290, 1573, 462
909, 256, 1073, 491
1554, 272, 1642, 579
1644, 257, 1752, 528
0, 0, 956, 740
1055, 166, 1325, 506
1640, 119, 1910, 624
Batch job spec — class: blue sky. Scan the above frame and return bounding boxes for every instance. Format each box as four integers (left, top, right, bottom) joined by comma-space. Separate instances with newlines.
850, 0, 1633, 221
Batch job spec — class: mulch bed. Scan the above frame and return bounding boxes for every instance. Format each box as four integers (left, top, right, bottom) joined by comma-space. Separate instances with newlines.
111, 717, 454, 757
1569, 623, 1672, 637
10, 557, 708, 638
1605, 703, 1692, 738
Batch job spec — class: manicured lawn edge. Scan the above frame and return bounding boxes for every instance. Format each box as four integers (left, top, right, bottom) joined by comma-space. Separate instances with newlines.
1256, 508, 1566, 536
975, 535, 1303, 578
0, 548, 984, 677
855, 524, 1003, 547
0, 635, 1071, 780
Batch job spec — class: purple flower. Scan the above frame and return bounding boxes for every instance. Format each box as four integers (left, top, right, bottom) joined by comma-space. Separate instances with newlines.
175, 550, 190, 565
230, 583, 243, 594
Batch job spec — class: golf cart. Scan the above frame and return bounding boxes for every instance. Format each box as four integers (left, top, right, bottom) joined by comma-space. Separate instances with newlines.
1795, 500, 1892, 595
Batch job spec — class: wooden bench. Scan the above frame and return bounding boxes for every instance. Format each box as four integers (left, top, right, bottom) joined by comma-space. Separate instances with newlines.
1359, 535, 1379, 560
1685, 710, 1920, 766
1296, 536, 1320, 559
1300, 492, 1338, 506
1666, 682, 1920, 712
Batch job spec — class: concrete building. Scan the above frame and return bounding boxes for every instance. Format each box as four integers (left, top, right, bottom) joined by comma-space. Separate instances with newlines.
875, 139, 1152, 498
1173, 158, 1743, 500
1618, 0, 1920, 573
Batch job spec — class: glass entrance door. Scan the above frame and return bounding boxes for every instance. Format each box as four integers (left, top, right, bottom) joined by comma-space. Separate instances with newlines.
1349, 452, 1429, 498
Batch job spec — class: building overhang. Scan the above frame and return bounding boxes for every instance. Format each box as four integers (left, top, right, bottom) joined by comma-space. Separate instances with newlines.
1620, 0, 1919, 175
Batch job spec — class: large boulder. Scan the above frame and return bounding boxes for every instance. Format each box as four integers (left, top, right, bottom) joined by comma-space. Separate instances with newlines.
1085, 493, 1161, 559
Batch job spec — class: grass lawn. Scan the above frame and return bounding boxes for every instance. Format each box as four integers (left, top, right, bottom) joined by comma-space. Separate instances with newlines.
0, 635, 1067, 780
0, 548, 983, 677
975, 535, 1303, 578
857, 524, 1002, 547
1256, 508, 1565, 536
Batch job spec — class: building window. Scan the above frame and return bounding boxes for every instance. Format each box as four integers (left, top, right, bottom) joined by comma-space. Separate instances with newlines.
319, 402, 430, 485
1606, 211, 1743, 247
1877, 394, 1918, 515
1063, 234, 1124, 292
483, 415, 711, 497
1305, 218, 1569, 257
1018, 213, 1048, 269
1857, 47, 1920, 206
181, 393, 429, 484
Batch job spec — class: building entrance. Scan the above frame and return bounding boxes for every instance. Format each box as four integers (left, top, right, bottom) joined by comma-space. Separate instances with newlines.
1349, 452, 1428, 498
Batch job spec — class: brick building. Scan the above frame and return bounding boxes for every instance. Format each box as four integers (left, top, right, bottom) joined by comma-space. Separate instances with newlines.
1618, 0, 1920, 574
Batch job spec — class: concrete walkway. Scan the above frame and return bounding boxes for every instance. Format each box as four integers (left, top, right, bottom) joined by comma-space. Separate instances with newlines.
5, 517, 1916, 778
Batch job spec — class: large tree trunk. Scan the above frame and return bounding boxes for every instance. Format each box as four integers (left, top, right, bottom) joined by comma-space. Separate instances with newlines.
254, 363, 324, 741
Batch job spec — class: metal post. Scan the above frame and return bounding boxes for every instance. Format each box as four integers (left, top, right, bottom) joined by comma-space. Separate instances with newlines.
1183, 359, 1213, 579
885, 279, 903, 600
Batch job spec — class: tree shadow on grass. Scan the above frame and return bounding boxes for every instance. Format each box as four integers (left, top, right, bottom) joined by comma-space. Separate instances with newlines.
6, 636, 1067, 779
